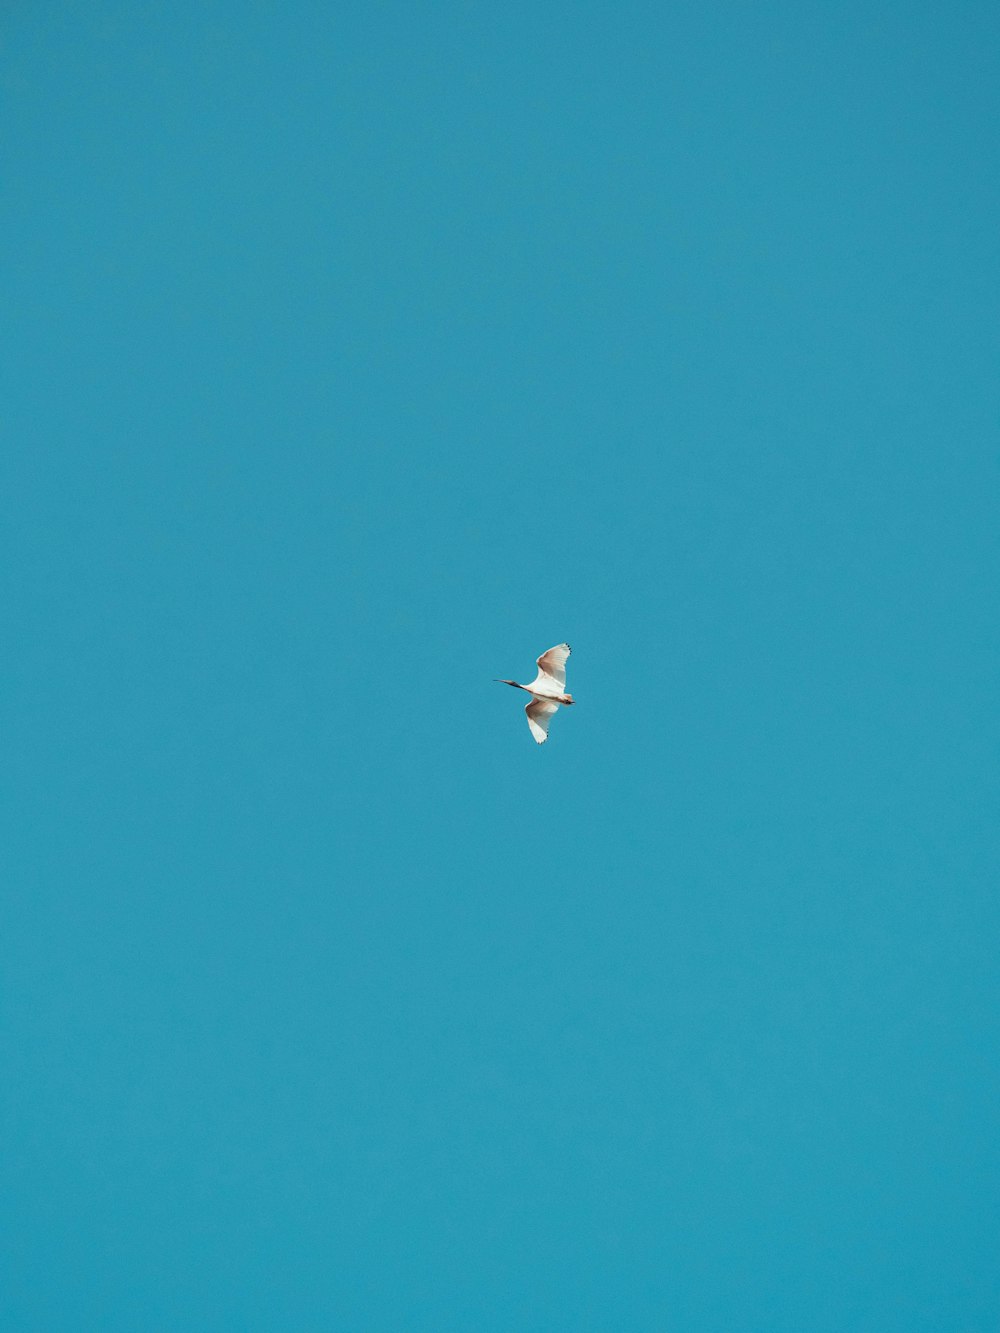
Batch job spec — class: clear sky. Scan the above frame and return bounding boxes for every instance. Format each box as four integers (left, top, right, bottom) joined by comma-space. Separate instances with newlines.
4, 4, 999, 1329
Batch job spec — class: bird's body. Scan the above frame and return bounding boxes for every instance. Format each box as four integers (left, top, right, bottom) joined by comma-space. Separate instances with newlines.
495, 643, 574, 744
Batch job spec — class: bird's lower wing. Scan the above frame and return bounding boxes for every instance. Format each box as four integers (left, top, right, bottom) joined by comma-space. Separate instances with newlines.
525, 697, 560, 744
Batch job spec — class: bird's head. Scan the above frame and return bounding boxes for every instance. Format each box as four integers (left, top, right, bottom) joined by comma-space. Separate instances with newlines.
494, 679, 519, 688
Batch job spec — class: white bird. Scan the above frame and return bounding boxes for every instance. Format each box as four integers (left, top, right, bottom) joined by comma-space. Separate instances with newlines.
495, 643, 575, 744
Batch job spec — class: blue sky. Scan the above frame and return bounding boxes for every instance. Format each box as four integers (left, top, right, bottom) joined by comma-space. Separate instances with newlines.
4, 4, 999, 1329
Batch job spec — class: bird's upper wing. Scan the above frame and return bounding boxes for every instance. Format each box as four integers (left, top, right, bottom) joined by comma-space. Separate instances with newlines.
529, 642, 571, 693
525, 697, 560, 744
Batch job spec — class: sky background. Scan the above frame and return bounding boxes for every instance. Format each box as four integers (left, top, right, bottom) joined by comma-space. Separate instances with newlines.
3, 3, 999, 1329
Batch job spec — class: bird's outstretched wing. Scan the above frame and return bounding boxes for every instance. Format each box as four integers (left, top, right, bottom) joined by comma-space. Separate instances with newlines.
525, 697, 560, 744
530, 642, 571, 693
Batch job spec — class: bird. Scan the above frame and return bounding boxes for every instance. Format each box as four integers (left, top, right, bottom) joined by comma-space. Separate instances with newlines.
495, 643, 574, 744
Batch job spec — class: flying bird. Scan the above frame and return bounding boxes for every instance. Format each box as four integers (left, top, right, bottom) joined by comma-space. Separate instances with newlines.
495, 643, 574, 744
